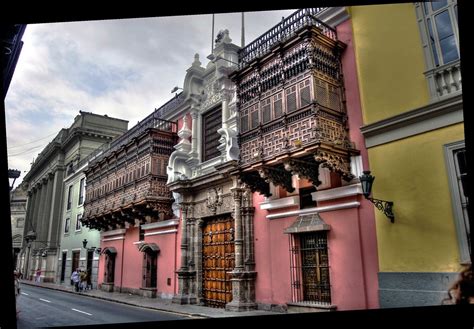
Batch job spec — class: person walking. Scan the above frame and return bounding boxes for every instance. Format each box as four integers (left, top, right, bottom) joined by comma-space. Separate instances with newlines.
71, 268, 80, 292
35, 268, 41, 283
14, 270, 21, 317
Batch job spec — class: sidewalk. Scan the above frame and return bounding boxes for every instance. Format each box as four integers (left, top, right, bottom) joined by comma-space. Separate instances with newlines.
20, 280, 278, 319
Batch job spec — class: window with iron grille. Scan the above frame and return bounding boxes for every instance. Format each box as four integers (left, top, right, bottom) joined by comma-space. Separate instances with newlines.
289, 232, 331, 304
444, 141, 470, 263
202, 106, 222, 162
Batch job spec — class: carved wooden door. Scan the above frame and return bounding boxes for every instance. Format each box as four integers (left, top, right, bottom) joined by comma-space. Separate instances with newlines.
202, 216, 234, 308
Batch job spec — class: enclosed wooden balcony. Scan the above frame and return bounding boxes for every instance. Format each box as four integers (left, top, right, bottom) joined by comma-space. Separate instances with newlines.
82, 113, 178, 231
230, 8, 359, 196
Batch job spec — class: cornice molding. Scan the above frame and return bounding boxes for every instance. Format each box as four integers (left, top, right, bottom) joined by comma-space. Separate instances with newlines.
316, 7, 350, 27
361, 95, 463, 148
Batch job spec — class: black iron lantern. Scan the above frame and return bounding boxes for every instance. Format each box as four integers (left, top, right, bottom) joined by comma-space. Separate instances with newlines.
360, 171, 375, 198
359, 170, 395, 223
82, 239, 88, 249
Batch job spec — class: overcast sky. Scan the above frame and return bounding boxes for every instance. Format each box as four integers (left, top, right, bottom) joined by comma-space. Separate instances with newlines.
5, 9, 298, 189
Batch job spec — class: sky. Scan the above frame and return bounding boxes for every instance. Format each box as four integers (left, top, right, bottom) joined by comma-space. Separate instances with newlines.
5, 9, 297, 189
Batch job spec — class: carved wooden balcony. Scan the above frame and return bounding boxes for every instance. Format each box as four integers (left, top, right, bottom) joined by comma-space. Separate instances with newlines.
82, 114, 178, 231
230, 8, 359, 196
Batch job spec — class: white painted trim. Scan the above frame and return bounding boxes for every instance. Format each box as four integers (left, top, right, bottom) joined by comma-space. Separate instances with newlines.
260, 196, 300, 210
141, 219, 179, 230
266, 202, 360, 220
101, 229, 126, 237
93, 257, 100, 260
315, 7, 349, 27
66, 258, 72, 261
102, 237, 125, 242
444, 140, 470, 264
312, 184, 363, 202
79, 258, 86, 261
132, 241, 144, 245
71, 248, 82, 251
144, 229, 178, 236
361, 95, 463, 148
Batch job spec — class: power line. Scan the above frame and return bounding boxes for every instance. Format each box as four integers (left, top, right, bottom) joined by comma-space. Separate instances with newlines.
7, 131, 57, 149
7, 144, 45, 157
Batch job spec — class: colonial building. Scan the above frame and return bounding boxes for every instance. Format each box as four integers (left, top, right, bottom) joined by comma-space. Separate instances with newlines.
228, 7, 379, 312
11, 182, 27, 271
161, 30, 247, 309
159, 8, 379, 312
21, 111, 128, 282
352, 1, 466, 306
82, 112, 178, 297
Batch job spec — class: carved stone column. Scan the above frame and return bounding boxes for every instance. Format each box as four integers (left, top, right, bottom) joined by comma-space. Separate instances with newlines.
195, 218, 204, 304
226, 187, 257, 311
173, 203, 196, 304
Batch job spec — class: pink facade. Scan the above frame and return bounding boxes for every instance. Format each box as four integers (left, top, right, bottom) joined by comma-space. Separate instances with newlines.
252, 18, 379, 311
98, 225, 180, 298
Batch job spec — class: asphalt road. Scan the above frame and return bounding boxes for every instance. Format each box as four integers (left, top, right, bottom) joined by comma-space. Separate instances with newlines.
16, 284, 187, 328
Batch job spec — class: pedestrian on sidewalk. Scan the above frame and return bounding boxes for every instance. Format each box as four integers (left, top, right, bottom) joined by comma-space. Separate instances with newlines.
71, 268, 80, 292
35, 268, 41, 283
14, 270, 21, 317
79, 269, 87, 291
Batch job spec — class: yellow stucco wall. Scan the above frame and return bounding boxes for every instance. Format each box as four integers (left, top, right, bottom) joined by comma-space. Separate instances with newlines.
349, 4, 430, 124
349, 4, 465, 272
368, 124, 465, 272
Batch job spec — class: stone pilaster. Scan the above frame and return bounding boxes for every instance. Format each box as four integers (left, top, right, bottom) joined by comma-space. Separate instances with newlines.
173, 203, 196, 304
226, 187, 257, 311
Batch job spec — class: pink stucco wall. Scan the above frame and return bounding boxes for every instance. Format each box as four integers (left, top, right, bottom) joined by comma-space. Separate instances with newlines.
145, 230, 179, 297
98, 225, 181, 296
337, 18, 379, 309
252, 18, 379, 311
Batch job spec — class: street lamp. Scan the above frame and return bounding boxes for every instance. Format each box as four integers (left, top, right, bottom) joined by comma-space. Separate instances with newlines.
359, 171, 395, 223
8, 168, 21, 191
82, 239, 88, 249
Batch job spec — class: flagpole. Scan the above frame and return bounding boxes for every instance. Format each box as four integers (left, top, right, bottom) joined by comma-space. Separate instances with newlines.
241, 12, 245, 48
211, 14, 215, 55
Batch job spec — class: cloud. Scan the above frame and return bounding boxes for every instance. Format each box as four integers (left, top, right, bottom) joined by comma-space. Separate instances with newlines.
5, 9, 297, 189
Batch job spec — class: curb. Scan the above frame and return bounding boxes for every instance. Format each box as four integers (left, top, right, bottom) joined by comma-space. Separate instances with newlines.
20, 281, 209, 319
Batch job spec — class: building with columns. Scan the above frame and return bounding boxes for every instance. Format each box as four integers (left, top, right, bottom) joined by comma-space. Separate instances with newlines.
11, 182, 28, 271
21, 111, 128, 282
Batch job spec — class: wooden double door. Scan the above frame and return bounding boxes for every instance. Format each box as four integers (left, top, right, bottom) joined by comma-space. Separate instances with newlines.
202, 216, 235, 308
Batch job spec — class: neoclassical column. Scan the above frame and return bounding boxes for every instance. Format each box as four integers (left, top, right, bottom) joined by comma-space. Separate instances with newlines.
41, 173, 55, 243
36, 178, 48, 242
25, 190, 35, 233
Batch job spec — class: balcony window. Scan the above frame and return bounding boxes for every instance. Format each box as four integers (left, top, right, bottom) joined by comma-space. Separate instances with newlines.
66, 185, 73, 210
202, 106, 222, 162
78, 178, 85, 205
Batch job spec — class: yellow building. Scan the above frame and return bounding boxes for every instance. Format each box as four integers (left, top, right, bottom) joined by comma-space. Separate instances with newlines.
350, 2, 466, 307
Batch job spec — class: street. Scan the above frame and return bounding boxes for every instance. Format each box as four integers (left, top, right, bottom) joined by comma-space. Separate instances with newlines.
16, 285, 187, 328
